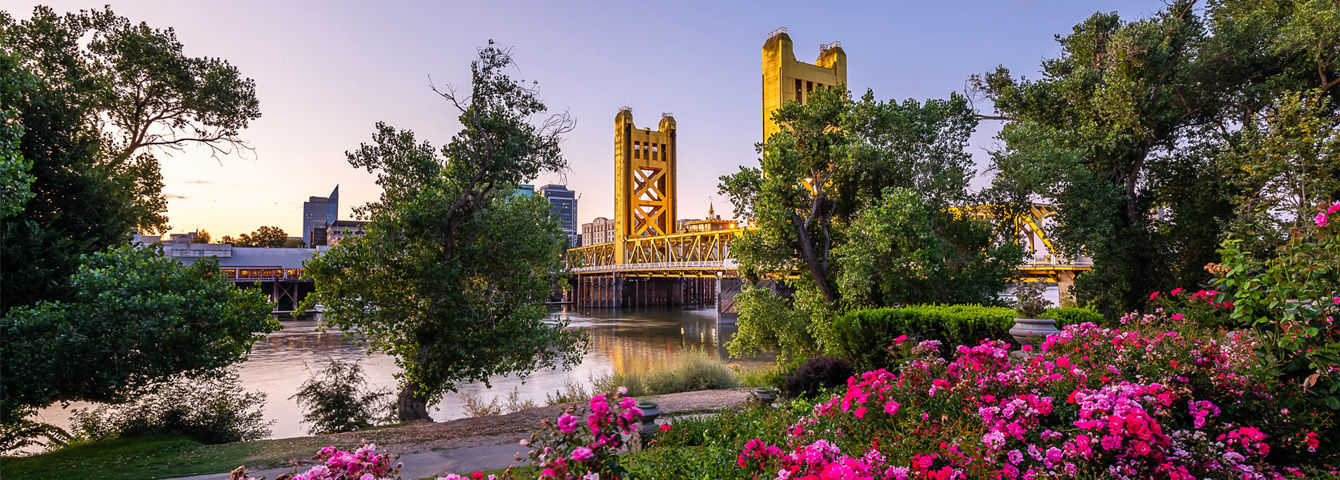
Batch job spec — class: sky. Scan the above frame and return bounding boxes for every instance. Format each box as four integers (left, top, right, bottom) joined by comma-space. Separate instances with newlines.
11, 0, 1172, 238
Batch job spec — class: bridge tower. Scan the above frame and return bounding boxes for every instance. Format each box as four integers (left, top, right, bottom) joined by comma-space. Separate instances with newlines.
613, 108, 678, 264
762, 28, 846, 142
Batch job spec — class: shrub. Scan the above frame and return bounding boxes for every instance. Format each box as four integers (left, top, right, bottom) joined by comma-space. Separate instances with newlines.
733, 311, 1336, 479
828, 304, 1015, 371
70, 369, 270, 444
460, 387, 538, 418
1042, 306, 1104, 328
782, 356, 852, 399
1008, 281, 1049, 317
644, 350, 740, 394
1219, 199, 1340, 410
291, 360, 393, 434
591, 371, 648, 397
737, 364, 787, 390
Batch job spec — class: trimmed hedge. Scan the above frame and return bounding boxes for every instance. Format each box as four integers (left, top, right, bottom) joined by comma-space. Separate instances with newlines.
1041, 306, 1104, 328
830, 304, 1016, 371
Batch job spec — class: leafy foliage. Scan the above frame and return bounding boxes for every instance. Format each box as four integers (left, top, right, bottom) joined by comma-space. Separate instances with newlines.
300, 44, 585, 420
232, 225, 289, 248
290, 360, 394, 435
978, 0, 1340, 315
0, 245, 278, 426
1008, 281, 1050, 318
1219, 200, 1340, 410
0, 5, 260, 311
835, 188, 1020, 308
70, 369, 271, 444
1042, 306, 1105, 328
0, 51, 34, 220
782, 356, 852, 400
828, 304, 1017, 371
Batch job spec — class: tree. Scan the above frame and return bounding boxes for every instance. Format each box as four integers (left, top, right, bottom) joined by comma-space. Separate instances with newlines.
282, 238, 307, 248
834, 188, 1020, 308
291, 360, 392, 434
220, 235, 237, 244
1, 244, 278, 448
0, 6, 260, 312
234, 226, 289, 248
301, 44, 586, 421
977, 1, 1340, 315
720, 87, 1018, 360
191, 229, 212, 244
1224, 93, 1340, 253
0, 52, 34, 220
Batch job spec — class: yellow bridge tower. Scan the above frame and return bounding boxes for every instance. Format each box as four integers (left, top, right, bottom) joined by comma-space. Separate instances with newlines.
613, 108, 678, 265
762, 27, 847, 141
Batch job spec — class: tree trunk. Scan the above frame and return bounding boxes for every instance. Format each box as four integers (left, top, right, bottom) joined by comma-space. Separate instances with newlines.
793, 214, 839, 303
397, 382, 432, 422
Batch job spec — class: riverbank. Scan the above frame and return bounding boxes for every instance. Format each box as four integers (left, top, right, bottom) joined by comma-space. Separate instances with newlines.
3, 389, 753, 480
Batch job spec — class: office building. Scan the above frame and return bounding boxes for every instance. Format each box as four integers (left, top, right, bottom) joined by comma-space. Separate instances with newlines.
302, 185, 339, 246
539, 184, 579, 248
580, 217, 615, 246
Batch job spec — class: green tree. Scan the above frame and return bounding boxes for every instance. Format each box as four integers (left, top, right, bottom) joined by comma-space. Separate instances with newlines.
234, 225, 289, 248
1224, 93, 1340, 253
1, 245, 278, 448
191, 229, 212, 244
0, 52, 34, 220
720, 87, 1017, 360
300, 44, 586, 421
0, 6, 260, 312
978, 1, 1340, 315
834, 188, 1020, 308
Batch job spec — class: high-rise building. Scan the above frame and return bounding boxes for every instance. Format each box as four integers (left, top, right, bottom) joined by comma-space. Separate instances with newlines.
539, 184, 578, 248
762, 28, 846, 142
302, 185, 338, 246
515, 184, 535, 197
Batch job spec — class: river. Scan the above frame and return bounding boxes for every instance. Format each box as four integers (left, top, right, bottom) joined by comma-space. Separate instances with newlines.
32, 306, 769, 442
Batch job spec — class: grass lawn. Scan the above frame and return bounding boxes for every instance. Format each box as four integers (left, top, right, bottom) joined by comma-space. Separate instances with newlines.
1, 434, 345, 480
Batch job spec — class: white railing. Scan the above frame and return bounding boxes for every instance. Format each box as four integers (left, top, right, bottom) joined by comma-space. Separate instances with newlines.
570, 261, 728, 274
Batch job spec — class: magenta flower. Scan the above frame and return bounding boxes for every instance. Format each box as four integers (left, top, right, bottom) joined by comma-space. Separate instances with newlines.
1316, 212, 1329, 226
1149, 291, 1159, 300
571, 446, 594, 461
557, 413, 578, 434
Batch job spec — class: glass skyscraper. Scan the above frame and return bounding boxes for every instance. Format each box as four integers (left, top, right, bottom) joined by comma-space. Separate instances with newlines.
302, 185, 338, 246
539, 184, 578, 248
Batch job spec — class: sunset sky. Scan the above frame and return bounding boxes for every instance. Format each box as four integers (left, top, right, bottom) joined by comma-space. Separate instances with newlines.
11, 0, 1168, 238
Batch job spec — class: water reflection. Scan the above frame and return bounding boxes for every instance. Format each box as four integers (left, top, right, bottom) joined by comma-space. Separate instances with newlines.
35, 306, 770, 442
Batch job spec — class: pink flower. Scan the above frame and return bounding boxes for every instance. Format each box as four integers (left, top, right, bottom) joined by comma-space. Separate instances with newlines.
1316, 213, 1329, 226
893, 335, 909, 345
557, 413, 578, 434
1170, 287, 1182, 297
1330, 201, 1340, 214
571, 446, 594, 461
854, 406, 867, 419
884, 400, 900, 415
1171, 314, 1184, 321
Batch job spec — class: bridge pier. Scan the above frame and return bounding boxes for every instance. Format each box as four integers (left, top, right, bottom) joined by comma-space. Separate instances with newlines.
716, 277, 743, 324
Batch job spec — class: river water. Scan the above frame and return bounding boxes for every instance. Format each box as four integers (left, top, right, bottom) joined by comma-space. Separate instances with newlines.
33, 306, 768, 441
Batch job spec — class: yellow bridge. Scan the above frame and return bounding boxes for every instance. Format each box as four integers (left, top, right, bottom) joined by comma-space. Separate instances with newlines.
563, 28, 1091, 314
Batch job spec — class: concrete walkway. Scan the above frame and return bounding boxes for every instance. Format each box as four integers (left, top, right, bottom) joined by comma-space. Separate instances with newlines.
164, 388, 755, 480
169, 441, 533, 480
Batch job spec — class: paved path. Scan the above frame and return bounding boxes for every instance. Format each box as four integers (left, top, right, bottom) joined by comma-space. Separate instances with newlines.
164, 389, 754, 480
170, 441, 533, 480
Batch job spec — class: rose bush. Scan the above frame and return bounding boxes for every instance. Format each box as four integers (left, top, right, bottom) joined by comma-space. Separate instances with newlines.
737, 312, 1337, 479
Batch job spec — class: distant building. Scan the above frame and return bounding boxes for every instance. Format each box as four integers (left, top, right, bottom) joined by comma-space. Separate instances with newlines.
581, 217, 615, 246
302, 185, 339, 246
539, 184, 579, 248
325, 220, 369, 246
515, 184, 535, 197
679, 203, 735, 233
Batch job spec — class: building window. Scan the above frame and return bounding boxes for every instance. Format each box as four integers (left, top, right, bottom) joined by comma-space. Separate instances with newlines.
794, 78, 803, 102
